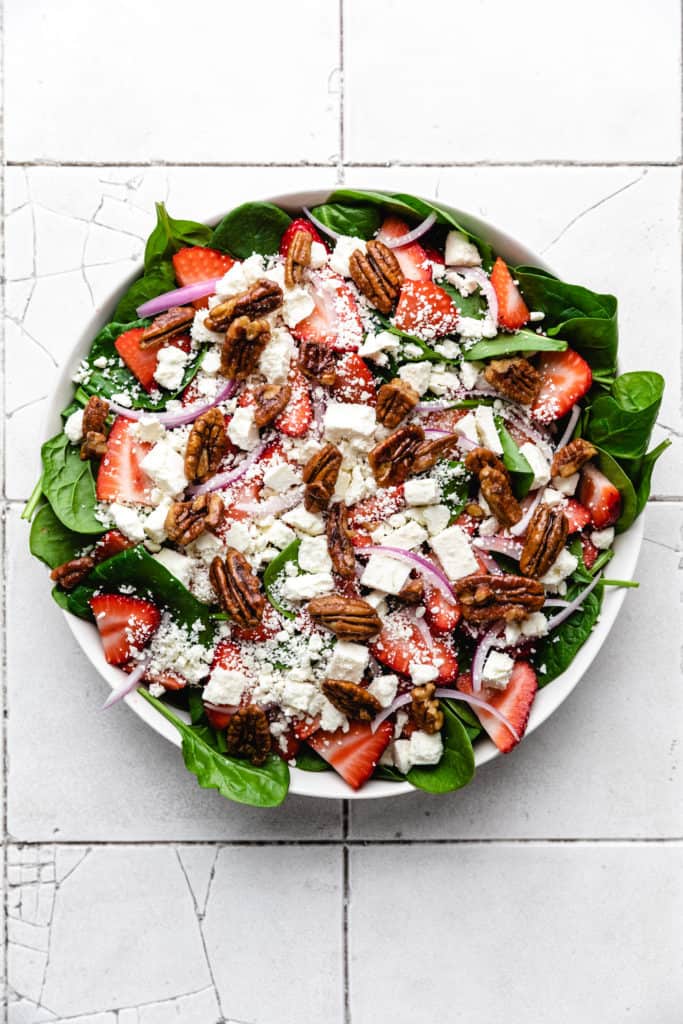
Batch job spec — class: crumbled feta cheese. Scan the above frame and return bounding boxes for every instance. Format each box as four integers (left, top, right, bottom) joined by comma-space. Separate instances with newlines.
323, 402, 376, 443
344, 463, 377, 506
263, 461, 300, 491
282, 504, 325, 536
282, 680, 318, 714
404, 478, 439, 506
459, 361, 482, 390
422, 504, 451, 536
453, 410, 479, 445
409, 662, 439, 685
478, 516, 500, 537
374, 519, 428, 551
367, 674, 399, 708
153, 548, 193, 588
392, 739, 413, 774
519, 442, 551, 490
358, 330, 400, 362
145, 619, 213, 685
504, 611, 548, 643
327, 641, 369, 683
529, 310, 545, 322
298, 535, 332, 574
591, 527, 615, 550
474, 405, 503, 454
143, 497, 172, 545
542, 487, 566, 508
227, 406, 260, 451
427, 365, 461, 396
111, 392, 132, 408
153, 345, 189, 391
319, 699, 347, 733
309, 241, 328, 269
64, 409, 84, 444
140, 441, 188, 497
203, 667, 247, 706
330, 236, 366, 278
259, 327, 293, 384
280, 572, 335, 601
201, 348, 221, 375
457, 317, 497, 340
109, 502, 146, 542
434, 339, 460, 359
540, 547, 578, 588
133, 415, 166, 444
259, 520, 296, 550
282, 286, 315, 328
482, 650, 515, 690
223, 521, 253, 554
552, 472, 579, 496
398, 361, 432, 397
191, 309, 222, 347
216, 254, 265, 297
430, 524, 479, 580
92, 355, 109, 369
360, 553, 412, 595
364, 589, 389, 618
409, 729, 444, 766
444, 230, 482, 268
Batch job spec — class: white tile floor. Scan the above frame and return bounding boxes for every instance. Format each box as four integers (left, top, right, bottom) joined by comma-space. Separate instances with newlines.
2, 1, 682, 1021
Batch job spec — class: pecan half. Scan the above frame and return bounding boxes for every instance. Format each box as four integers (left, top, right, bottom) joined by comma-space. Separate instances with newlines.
326, 501, 355, 578
205, 279, 283, 332
253, 383, 292, 428
368, 423, 425, 487
303, 443, 342, 513
307, 595, 382, 641
551, 438, 598, 478
480, 465, 522, 528
410, 683, 444, 734
140, 305, 194, 349
413, 433, 460, 475
454, 574, 545, 624
284, 229, 312, 289
483, 357, 542, 405
226, 705, 272, 766
50, 556, 96, 590
185, 408, 228, 483
220, 316, 271, 379
519, 503, 568, 579
375, 377, 420, 429
165, 493, 224, 546
322, 679, 381, 722
298, 338, 337, 386
210, 550, 265, 628
349, 240, 404, 314
464, 447, 506, 476
398, 572, 424, 605
80, 396, 110, 460
80, 431, 108, 461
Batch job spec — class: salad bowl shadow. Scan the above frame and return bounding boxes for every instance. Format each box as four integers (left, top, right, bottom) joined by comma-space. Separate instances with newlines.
47, 189, 644, 800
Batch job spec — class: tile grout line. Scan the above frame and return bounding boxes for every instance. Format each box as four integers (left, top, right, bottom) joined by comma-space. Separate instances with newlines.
4, 838, 683, 848
4, 159, 683, 169
337, 0, 345, 185
1, 0, 9, 1017
342, 799, 351, 1023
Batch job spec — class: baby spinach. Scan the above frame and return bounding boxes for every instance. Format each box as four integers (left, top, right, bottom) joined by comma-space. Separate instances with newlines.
295, 746, 331, 773
626, 439, 671, 519
211, 202, 291, 258
585, 372, 664, 460
534, 561, 603, 687
41, 433, 105, 534
593, 448, 638, 533
30, 503, 100, 568
113, 263, 177, 324
495, 418, 534, 498
309, 202, 381, 240
440, 279, 486, 320
263, 539, 301, 620
463, 330, 567, 362
140, 690, 290, 807
22, 474, 45, 522
443, 699, 482, 742
439, 461, 471, 518
406, 703, 475, 793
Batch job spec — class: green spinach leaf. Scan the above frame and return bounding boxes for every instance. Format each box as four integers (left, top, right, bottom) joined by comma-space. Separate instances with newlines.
593, 447, 639, 533
534, 576, 603, 687
294, 746, 331, 772
263, 539, 301, 620
407, 703, 475, 793
440, 279, 487, 320
41, 433, 105, 534
464, 330, 567, 362
113, 263, 177, 324
585, 371, 664, 459
626, 439, 671, 518
211, 202, 291, 258
30, 503, 100, 568
438, 461, 471, 518
495, 418, 534, 498
309, 202, 381, 240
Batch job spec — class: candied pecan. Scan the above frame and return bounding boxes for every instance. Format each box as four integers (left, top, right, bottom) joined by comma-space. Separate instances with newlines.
307, 595, 382, 641
79, 395, 110, 459
454, 574, 545, 625
226, 705, 272, 765
483, 357, 542, 405
284, 228, 312, 289
165, 493, 224, 546
375, 377, 420, 429
253, 383, 291, 428
220, 316, 271, 379
519, 503, 569, 579
398, 572, 424, 605
140, 305, 194, 349
464, 447, 507, 477
50, 556, 96, 590
368, 423, 425, 487
205, 279, 283, 331
413, 433, 460, 475
80, 431, 108, 461
326, 501, 355, 578
349, 240, 404, 314
322, 679, 381, 722
410, 683, 444, 735
465, 502, 486, 520
298, 338, 337, 386
210, 550, 265, 628
185, 408, 228, 483
303, 443, 342, 514
479, 465, 522, 528
551, 438, 598, 478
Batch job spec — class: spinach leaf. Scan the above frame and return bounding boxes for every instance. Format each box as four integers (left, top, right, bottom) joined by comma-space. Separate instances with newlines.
594, 447, 639, 534
406, 703, 475, 793
113, 263, 177, 324
495, 418, 534, 498
211, 202, 291, 258
438, 461, 471, 518
534, 576, 603, 687
41, 433, 105, 534
440, 279, 486, 320
263, 540, 301, 620
140, 690, 290, 807
309, 202, 381, 240
30, 503, 100, 568
373, 764, 406, 782
294, 746, 331, 773
464, 330, 567, 362
627, 439, 671, 518
22, 474, 45, 522
585, 372, 664, 459
443, 698, 482, 742
51, 586, 72, 611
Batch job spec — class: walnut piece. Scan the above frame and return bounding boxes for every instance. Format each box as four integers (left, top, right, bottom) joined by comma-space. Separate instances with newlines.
368, 423, 425, 487
284, 229, 312, 289
140, 305, 194, 349
50, 556, 96, 590
205, 279, 283, 332
464, 447, 522, 528
210, 549, 265, 628
298, 338, 337, 386
226, 705, 272, 766
375, 377, 420, 429
165, 493, 224, 546
483, 357, 542, 404
80, 396, 110, 461
185, 408, 228, 483
326, 501, 356, 578
253, 383, 292, 428
551, 438, 598, 478
410, 683, 444, 734
519, 503, 569, 578
303, 443, 342, 514
454, 574, 545, 625
349, 240, 404, 314
307, 595, 382, 641
412, 433, 460, 475
220, 316, 271, 379
322, 679, 381, 722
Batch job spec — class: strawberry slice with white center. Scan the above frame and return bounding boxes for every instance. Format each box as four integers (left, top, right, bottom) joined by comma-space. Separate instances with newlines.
96, 416, 154, 506
115, 328, 192, 393
580, 533, 599, 570
369, 613, 459, 684
172, 246, 236, 308
563, 498, 592, 534
89, 593, 161, 666
378, 216, 431, 281
292, 267, 363, 352
577, 463, 622, 528
332, 352, 377, 405
457, 662, 537, 754
424, 585, 462, 635
274, 367, 313, 437
394, 280, 460, 339
306, 720, 394, 790
279, 217, 326, 257
531, 348, 593, 424
93, 530, 135, 561
347, 484, 406, 530
490, 257, 530, 330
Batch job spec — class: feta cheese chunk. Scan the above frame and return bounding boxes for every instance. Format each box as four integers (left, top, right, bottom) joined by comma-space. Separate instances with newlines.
309, 241, 328, 269
282, 286, 315, 328
459, 360, 482, 390
227, 406, 260, 451
143, 497, 172, 545
404, 478, 439, 506
444, 230, 482, 268
64, 409, 84, 444
282, 680, 318, 713
298, 535, 332, 574
367, 674, 399, 708
591, 527, 615, 550
409, 662, 439, 685
375, 519, 428, 551
430, 525, 479, 581
427, 365, 461, 396
482, 650, 515, 691
263, 461, 300, 491
191, 308, 222, 347
505, 610, 549, 644
542, 487, 566, 508
323, 401, 376, 444
222, 521, 253, 554
327, 641, 370, 683
552, 472, 579, 496
392, 739, 414, 774
540, 547, 579, 588
153, 547, 192, 588
519, 442, 551, 490
453, 410, 479, 445
360, 553, 412, 595
260, 520, 296, 551
409, 730, 444, 767
474, 405, 503, 454
398, 361, 432, 397
358, 330, 400, 362
282, 504, 325, 536
153, 345, 189, 391
133, 415, 166, 444
422, 504, 451, 536
281, 572, 335, 601
109, 502, 146, 542
259, 327, 293, 384
140, 441, 188, 497
200, 348, 221, 375
203, 667, 247, 707
330, 236, 366, 278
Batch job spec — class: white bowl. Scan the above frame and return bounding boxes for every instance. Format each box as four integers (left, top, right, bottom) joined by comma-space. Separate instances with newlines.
48, 189, 643, 800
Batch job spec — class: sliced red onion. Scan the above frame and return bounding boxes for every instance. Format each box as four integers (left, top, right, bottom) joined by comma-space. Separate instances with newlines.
302, 206, 340, 242
544, 597, 570, 608
360, 545, 457, 605
434, 687, 519, 742
450, 266, 499, 327
473, 536, 523, 559
371, 692, 412, 733
235, 486, 305, 518
204, 700, 239, 715
424, 427, 453, 437
544, 574, 601, 631
509, 488, 543, 537
475, 549, 504, 576
411, 611, 435, 652
102, 658, 150, 710
189, 441, 267, 496
136, 279, 220, 319
381, 212, 437, 249
415, 399, 460, 413
471, 622, 507, 693
106, 379, 237, 428
556, 404, 581, 450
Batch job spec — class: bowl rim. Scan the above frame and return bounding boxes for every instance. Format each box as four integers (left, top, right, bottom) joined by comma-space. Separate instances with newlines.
46, 187, 643, 801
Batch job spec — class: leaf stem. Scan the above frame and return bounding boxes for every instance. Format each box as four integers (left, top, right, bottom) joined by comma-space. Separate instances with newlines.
21, 474, 44, 521
598, 578, 639, 589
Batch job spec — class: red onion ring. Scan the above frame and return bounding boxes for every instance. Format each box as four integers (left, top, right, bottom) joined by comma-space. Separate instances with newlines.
471, 623, 507, 693
359, 545, 457, 605
473, 536, 523, 559
449, 266, 499, 327
106, 378, 237, 428
102, 658, 150, 710
508, 488, 544, 537
434, 687, 519, 742
136, 279, 220, 318
380, 212, 437, 249
303, 206, 340, 242
556, 404, 581, 451
235, 487, 305, 518
544, 574, 601, 631
188, 441, 267, 496
204, 701, 239, 715
371, 692, 412, 733
475, 550, 504, 576
411, 611, 435, 653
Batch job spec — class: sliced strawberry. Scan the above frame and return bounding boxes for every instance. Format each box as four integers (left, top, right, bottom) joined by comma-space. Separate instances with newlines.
274, 368, 313, 437
422, 406, 468, 433
454, 512, 477, 537
563, 498, 591, 534
231, 603, 281, 644
370, 614, 458, 684
218, 475, 262, 525
347, 485, 405, 530
292, 267, 363, 351
172, 246, 235, 308
580, 533, 599, 570
348, 528, 373, 549
210, 639, 251, 677
94, 530, 135, 562
89, 593, 160, 666
306, 720, 394, 790
422, 245, 445, 267
275, 729, 301, 762
332, 353, 377, 405
205, 707, 233, 730
577, 463, 622, 528
457, 662, 537, 754
424, 586, 461, 635
115, 328, 192, 393
378, 216, 431, 281
490, 257, 530, 330
531, 349, 593, 424
394, 280, 460, 339
293, 715, 321, 740
279, 217, 325, 257
144, 668, 186, 691
96, 416, 154, 506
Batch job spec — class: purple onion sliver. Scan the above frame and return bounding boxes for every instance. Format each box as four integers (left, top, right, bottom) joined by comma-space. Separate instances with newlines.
136, 278, 220, 319
106, 379, 237, 428
471, 623, 506, 693
434, 687, 520, 742
102, 658, 149, 710
473, 536, 523, 559
509, 488, 543, 537
371, 692, 412, 733
188, 441, 267, 497
302, 206, 340, 242
544, 574, 601, 632
380, 212, 437, 249
360, 545, 457, 605
556, 404, 581, 451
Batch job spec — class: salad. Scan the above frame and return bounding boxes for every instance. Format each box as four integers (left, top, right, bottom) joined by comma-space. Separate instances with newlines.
24, 190, 668, 806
